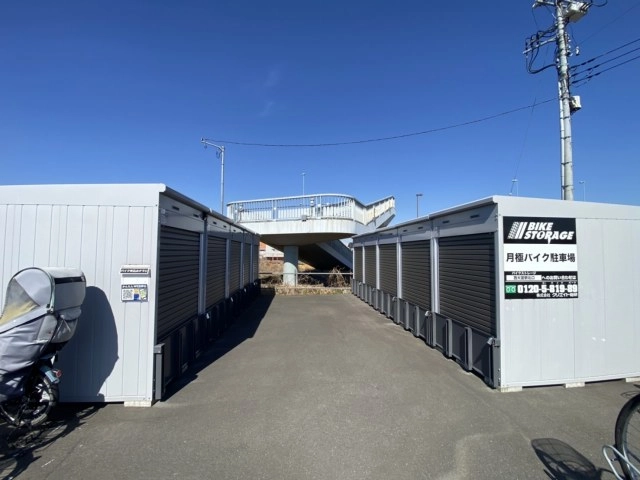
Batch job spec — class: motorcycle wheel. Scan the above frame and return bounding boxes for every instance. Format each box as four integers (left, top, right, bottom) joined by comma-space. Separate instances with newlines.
0, 371, 58, 427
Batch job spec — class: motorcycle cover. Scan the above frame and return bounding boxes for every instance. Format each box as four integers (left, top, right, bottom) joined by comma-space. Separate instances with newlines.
0, 267, 85, 401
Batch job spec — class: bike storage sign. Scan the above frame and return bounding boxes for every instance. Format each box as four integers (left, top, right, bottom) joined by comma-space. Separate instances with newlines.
503, 217, 578, 299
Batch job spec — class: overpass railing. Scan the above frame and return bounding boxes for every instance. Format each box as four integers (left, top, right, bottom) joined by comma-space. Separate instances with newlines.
227, 194, 395, 226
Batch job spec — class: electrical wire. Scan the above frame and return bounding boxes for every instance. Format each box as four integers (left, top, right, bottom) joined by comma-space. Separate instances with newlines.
578, 1, 640, 45
572, 44, 640, 80
570, 37, 640, 71
572, 52, 640, 87
525, 26, 557, 74
208, 99, 556, 148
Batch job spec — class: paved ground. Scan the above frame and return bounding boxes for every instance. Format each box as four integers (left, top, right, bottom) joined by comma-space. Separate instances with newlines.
0, 293, 636, 480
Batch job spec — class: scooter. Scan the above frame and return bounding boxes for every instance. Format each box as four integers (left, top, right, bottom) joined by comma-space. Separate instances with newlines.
0, 267, 85, 427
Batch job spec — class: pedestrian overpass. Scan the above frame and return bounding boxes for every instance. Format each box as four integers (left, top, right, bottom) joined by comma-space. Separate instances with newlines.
226, 194, 395, 283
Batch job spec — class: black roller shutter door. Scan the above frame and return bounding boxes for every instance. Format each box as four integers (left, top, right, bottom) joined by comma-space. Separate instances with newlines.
229, 240, 241, 293
401, 240, 430, 310
158, 226, 200, 339
364, 245, 376, 286
206, 235, 226, 307
379, 243, 397, 296
243, 242, 251, 286
354, 247, 363, 281
439, 233, 496, 336
253, 243, 259, 281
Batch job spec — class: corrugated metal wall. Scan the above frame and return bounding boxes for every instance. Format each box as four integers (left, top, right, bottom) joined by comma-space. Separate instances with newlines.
439, 233, 496, 336
243, 241, 251, 287
0, 185, 262, 404
364, 245, 376, 286
0, 200, 158, 403
253, 243, 259, 281
157, 226, 201, 339
206, 235, 226, 307
229, 240, 242, 293
379, 243, 397, 296
353, 247, 363, 282
401, 240, 430, 310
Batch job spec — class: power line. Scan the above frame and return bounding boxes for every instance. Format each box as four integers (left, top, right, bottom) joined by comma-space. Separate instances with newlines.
578, 1, 640, 45
208, 99, 556, 148
572, 52, 640, 87
570, 37, 640, 71
572, 44, 640, 79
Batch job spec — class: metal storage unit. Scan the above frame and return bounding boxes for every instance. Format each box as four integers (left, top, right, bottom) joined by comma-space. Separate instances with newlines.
378, 244, 397, 296
436, 233, 496, 379
252, 242, 259, 281
438, 233, 495, 336
157, 226, 201, 340
0, 184, 260, 405
229, 240, 242, 294
205, 235, 227, 308
400, 239, 431, 336
351, 196, 640, 391
243, 238, 251, 289
352, 246, 363, 296
378, 242, 397, 317
364, 245, 376, 306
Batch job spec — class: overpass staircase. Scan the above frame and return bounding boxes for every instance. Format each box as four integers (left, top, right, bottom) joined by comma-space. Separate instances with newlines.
227, 194, 395, 276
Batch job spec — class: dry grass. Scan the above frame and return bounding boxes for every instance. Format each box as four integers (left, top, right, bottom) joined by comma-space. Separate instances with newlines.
327, 267, 349, 288
259, 258, 351, 295
260, 258, 313, 273
272, 285, 350, 295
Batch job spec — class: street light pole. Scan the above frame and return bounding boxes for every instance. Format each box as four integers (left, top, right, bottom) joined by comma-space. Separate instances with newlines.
579, 180, 586, 201
201, 138, 225, 214
302, 172, 306, 196
416, 193, 423, 218
512, 178, 519, 196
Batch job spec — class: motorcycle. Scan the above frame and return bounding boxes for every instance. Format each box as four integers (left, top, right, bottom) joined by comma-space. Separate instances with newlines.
0, 267, 85, 427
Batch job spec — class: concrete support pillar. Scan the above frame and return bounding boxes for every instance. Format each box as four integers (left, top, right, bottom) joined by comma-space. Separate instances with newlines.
283, 245, 299, 286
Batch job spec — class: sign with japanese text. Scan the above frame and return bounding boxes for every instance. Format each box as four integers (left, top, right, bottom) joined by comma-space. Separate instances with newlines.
503, 217, 578, 299
120, 264, 151, 302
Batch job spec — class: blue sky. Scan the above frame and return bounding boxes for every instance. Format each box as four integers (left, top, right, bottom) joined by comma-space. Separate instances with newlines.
1, 1, 639, 223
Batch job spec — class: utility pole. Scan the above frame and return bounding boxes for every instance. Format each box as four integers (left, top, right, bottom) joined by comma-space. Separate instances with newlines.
525, 1, 592, 201
556, 0, 574, 200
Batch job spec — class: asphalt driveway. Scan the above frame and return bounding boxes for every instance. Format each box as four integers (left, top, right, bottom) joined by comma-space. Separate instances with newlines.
1, 293, 634, 479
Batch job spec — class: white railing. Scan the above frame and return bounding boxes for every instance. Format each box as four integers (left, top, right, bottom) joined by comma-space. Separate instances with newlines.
227, 194, 395, 226
362, 196, 396, 225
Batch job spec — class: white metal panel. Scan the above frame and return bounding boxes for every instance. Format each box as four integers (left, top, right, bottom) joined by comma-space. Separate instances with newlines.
498, 198, 640, 387
1, 184, 258, 403
49, 205, 69, 267
502, 300, 576, 385
17, 205, 38, 267
574, 218, 640, 379
57, 204, 158, 403
0, 196, 159, 403
0, 205, 19, 299
571, 219, 607, 379
0, 183, 167, 207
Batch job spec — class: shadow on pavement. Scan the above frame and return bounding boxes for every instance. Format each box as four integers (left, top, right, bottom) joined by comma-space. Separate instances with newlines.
531, 438, 608, 479
162, 292, 275, 401
0, 402, 103, 479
